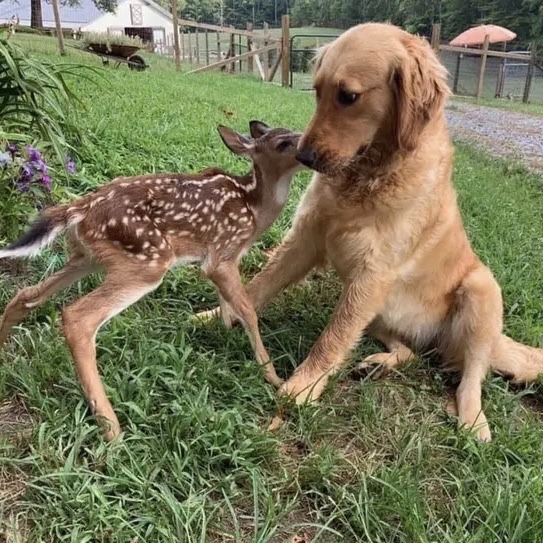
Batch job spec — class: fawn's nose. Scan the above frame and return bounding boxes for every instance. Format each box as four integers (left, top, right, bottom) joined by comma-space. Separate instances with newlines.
296, 147, 318, 169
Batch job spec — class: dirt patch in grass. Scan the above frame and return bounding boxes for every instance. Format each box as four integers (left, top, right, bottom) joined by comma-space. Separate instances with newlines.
0, 399, 33, 543
0, 398, 33, 441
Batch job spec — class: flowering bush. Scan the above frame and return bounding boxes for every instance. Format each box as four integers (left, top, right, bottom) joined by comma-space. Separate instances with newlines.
0, 35, 95, 241
0, 143, 76, 239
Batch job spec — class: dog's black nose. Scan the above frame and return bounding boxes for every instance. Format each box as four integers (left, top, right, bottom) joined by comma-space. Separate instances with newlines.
296, 147, 318, 168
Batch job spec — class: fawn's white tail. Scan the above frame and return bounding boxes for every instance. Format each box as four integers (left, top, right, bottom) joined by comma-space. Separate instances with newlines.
0, 207, 82, 259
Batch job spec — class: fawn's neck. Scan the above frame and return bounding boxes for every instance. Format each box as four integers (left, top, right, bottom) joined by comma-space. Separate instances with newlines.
242, 165, 292, 232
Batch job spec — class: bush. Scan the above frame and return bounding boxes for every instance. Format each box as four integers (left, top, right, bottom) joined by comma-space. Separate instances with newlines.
0, 35, 86, 240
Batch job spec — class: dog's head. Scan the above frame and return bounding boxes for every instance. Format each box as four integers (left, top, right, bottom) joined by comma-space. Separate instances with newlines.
297, 23, 450, 174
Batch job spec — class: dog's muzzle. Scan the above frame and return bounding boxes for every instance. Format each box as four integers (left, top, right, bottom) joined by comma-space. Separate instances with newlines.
296, 146, 319, 169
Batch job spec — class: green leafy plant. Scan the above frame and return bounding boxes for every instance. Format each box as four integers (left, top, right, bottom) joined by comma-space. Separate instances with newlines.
0, 36, 84, 161
0, 35, 90, 238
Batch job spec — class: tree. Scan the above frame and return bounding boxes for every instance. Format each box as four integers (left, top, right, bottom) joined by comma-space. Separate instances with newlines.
31, 0, 43, 28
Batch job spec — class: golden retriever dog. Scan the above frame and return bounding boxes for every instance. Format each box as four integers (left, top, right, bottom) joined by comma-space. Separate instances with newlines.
205, 23, 543, 441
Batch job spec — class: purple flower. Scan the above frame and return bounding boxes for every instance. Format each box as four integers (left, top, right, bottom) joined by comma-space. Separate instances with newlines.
66, 156, 76, 175
25, 146, 41, 162
41, 174, 52, 192
7, 143, 17, 157
20, 164, 33, 183
36, 159, 47, 175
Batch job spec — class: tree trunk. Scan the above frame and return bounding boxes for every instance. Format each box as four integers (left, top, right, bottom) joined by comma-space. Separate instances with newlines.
31, 0, 43, 29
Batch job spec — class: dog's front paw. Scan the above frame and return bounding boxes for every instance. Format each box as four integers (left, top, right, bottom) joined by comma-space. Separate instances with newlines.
190, 307, 220, 324
278, 367, 328, 404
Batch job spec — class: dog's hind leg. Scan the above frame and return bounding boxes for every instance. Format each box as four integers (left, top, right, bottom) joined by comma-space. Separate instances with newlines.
445, 265, 503, 442
354, 317, 415, 379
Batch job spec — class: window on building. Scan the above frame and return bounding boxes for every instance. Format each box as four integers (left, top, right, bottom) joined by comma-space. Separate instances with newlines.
130, 4, 143, 26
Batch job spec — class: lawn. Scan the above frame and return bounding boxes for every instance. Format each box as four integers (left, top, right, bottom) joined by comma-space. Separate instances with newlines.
2, 34, 543, 543
452, 95, 543, 118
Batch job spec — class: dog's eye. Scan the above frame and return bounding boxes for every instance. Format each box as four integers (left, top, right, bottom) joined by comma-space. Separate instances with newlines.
276, 141, 290, 152
338, 90, 359, 106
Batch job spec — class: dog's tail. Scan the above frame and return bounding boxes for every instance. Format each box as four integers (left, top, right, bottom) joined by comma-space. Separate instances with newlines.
491, 334, 543, 383
0, 206, 83, 259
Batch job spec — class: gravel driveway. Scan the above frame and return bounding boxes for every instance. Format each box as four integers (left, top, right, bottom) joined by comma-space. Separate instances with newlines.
445, 101, 543, 174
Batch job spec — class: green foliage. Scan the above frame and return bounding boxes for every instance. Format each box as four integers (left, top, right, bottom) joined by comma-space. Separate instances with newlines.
0, 37, 82, 161
282, 0, 543, 47
0, 36, 88, 238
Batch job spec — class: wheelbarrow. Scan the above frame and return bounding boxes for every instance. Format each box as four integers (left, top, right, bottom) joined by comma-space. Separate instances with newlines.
85, 43, 148, 71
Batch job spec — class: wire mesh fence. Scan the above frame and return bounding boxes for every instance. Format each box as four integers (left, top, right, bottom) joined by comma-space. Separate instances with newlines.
440, 49, 543, 103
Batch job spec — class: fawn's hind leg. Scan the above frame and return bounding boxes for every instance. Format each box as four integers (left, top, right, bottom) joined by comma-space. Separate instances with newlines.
62, 264, 164, 441
208, 261, 283, 388
0, 255, 96, 348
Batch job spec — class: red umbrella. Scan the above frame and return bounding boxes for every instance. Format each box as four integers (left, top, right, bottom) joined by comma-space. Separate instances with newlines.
450, 25, 516, 47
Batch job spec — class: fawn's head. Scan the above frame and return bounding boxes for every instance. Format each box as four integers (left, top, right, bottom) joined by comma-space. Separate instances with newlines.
217, 121, 303, 185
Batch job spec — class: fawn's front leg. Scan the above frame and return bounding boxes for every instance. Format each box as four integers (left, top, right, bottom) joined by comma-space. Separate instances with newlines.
194, 209, 324, 324
208, 261, 283, 388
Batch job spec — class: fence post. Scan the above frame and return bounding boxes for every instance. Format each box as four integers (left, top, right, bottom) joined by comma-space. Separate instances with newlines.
452, 53, 462, 94
522, 47, 536, 103
205, 30, 209, 65
263, 22, 270, 81
171, 0, 181, 70
180, 26, 185, 60
195, 29, 200, 65
50, 0, 65, 56
281, 14, 290, 88
216, 31, 221, 61
476, 34, 490, 99
229, 29, 235, 72
430, 23, 441, 54
238, 33, 242, 71
247, 22, 253, 74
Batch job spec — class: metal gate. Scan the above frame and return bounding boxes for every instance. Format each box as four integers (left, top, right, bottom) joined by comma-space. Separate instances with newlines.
289, 33, 339, 90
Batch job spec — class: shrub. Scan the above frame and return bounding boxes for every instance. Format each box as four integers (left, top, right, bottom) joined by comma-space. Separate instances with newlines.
0, 35, 87, 240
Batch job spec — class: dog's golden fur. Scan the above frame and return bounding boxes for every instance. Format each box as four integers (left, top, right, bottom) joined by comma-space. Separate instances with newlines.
233, 23, 543, 441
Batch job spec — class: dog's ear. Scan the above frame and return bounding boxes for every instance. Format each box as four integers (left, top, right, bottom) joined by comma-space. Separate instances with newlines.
312, 42, 331, 72
393, 35, 450, 152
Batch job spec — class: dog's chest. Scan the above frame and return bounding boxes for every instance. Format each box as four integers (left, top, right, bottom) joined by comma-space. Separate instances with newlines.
380, 282, 442, 347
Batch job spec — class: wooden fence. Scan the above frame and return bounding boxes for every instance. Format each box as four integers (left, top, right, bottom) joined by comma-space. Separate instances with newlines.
168, 14, 290, 87
430, 23, 539, 103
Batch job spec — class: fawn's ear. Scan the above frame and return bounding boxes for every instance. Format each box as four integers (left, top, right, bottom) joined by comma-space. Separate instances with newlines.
217, 126, 254, 156
249, 120, 271, 139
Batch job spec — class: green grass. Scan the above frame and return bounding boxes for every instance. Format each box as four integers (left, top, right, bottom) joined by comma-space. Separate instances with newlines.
452, 95, 543, 117
2, 33, 543, 542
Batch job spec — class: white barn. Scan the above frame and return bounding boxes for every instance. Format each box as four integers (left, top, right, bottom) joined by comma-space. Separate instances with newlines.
0, 0, 175, 53
81, 0, 175, 53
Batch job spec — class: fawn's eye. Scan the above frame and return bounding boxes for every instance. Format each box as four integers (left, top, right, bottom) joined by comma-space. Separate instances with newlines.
276, 140, 290, 152
337, 89, 359, 106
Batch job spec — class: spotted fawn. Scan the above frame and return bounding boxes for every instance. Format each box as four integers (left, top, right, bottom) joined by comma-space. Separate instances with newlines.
0, 121, 302, 440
